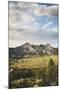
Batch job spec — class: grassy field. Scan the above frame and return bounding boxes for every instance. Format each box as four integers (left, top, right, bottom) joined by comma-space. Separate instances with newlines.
9, 55, 58, 88
9, 55, 58, 69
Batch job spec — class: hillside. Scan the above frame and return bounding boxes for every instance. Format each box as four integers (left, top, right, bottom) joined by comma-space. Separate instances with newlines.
9, 43, 58, 59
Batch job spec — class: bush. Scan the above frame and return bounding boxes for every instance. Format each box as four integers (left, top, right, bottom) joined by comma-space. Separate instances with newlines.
47, 58, 58, 85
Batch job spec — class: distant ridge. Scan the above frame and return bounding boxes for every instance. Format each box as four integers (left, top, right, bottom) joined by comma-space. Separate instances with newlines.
9, 43, 58, 59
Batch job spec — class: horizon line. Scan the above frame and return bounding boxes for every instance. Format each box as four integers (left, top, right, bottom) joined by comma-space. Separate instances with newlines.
9, 42, 58, 48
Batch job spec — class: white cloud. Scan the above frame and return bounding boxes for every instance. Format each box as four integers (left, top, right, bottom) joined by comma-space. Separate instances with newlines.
8, 2, 58, 47
32, 5, 58, 17
9, 2, 37, 31
45, 28, 58, 33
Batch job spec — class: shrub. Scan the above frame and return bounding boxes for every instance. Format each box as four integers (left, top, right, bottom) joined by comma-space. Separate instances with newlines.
47, 58, 58, 85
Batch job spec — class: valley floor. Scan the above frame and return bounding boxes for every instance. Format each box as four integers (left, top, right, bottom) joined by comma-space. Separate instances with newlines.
9, 55, 58, 69
9, 55, 58, 88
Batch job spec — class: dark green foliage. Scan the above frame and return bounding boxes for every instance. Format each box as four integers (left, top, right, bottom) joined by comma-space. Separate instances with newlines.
48, 58, 55, 67
9, 58, 58, 88
47, 58, 58, 85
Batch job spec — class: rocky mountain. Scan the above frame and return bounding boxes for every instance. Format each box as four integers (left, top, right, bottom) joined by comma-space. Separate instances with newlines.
9, 43, 58, 59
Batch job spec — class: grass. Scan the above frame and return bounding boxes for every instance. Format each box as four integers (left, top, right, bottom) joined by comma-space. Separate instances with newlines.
9, 55, 58, 88
9, 55, 58, 69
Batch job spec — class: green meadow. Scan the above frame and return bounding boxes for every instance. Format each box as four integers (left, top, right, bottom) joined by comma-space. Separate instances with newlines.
9, 55, 58, 88
9, 55, 58, 69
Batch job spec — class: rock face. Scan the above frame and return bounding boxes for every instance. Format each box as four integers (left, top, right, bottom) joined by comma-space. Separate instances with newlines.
9, 43, 58, 59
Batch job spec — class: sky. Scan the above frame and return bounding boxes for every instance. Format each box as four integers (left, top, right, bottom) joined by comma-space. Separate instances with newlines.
9, 1, 59, 48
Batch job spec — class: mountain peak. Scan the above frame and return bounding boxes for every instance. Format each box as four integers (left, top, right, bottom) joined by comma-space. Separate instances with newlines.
9, 43, 58, 58
24, 42, 30, 45
22, 42, 31, 47
46, 43, 51, 46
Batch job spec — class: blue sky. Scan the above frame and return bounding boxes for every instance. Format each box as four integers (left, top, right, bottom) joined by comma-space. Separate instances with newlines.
9, 1, 58, 47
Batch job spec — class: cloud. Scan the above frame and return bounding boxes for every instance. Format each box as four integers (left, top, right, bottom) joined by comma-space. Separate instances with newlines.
46, 28, 58, 33
32, 5, 58, 17
8, 1, 58, 47
9, 2, 38, 31
47, 5, 58, 16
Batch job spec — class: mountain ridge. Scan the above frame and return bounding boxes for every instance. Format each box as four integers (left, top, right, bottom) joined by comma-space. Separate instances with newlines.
9, 43, 58, 59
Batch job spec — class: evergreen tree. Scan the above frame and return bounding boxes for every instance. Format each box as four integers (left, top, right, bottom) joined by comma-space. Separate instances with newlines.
47, 58, 57, 85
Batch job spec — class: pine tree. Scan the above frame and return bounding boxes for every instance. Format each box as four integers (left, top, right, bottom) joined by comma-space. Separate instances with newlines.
47, 58, 57, 85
